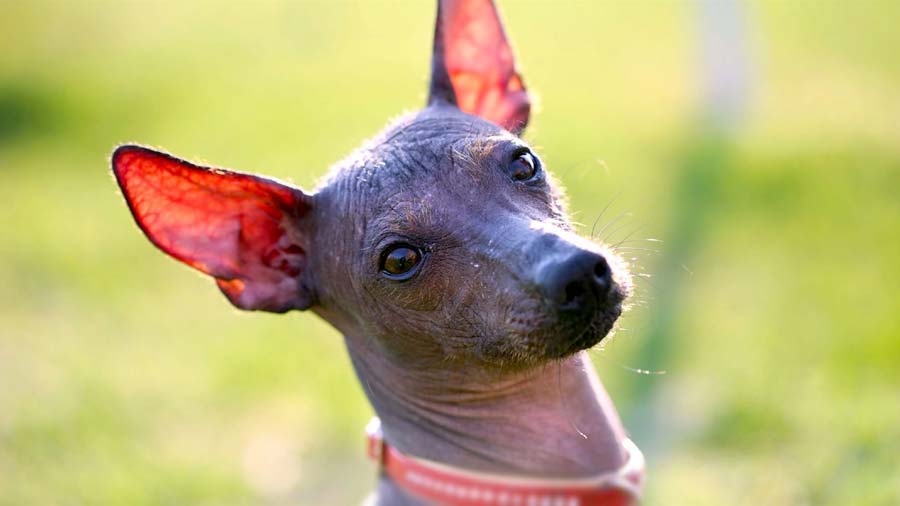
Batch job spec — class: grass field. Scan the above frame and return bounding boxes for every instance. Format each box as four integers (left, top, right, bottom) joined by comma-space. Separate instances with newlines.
1, 1, 898, 504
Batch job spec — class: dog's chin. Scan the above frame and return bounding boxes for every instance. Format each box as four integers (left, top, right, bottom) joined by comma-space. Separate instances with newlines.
478, 285, 627, 371
543, 301, 623, 360
479, 305, 622, 372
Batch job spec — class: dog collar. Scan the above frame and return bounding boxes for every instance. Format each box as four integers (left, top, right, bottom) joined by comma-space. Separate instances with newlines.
366, 418, 644, 506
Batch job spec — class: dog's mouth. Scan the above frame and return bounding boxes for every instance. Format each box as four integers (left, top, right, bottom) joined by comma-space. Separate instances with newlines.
490, 280, 627, 367
544, 286, 626, 359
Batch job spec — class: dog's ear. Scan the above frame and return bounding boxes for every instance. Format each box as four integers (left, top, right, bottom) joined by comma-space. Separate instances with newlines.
111, 145, 314, 313
428, 0, 531, 134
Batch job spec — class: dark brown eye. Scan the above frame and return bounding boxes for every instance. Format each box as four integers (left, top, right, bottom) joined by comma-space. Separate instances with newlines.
380, 244, 422, 280
508, 151, 539, 181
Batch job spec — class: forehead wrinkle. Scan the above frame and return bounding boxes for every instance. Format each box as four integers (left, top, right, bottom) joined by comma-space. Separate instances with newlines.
466, 134, 507, 160
451, 134, 507, 183
374, 194, 439, 235
382, 116, 494, 145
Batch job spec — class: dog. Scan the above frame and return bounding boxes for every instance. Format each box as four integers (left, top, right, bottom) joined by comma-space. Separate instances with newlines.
111, 1, 644, 504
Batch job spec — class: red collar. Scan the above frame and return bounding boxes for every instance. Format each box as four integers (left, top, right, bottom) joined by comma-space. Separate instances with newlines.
366, 418, 644, 506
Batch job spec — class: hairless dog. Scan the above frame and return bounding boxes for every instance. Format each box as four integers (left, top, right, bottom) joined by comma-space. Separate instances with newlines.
111, 1, 644, 504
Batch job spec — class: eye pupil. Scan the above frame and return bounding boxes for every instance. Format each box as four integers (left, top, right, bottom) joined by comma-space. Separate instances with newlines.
509, 152, 537, 181
382, 246, 421, 278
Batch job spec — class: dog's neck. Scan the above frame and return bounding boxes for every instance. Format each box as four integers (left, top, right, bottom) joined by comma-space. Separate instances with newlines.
344, 334, 627, 506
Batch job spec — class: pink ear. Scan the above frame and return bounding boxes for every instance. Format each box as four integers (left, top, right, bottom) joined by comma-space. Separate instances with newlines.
428, 0, 531, 134
111, 145, 313, 313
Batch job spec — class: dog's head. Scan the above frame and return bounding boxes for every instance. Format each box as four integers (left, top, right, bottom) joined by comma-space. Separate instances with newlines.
112, 0, 629, 373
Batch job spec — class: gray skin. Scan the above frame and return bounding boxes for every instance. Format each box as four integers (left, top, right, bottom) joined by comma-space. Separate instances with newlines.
110, 4, 634, 503
293, 104, 631, 505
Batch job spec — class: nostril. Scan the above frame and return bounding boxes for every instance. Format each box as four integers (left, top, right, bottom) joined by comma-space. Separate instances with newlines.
564, 280, 586, 305
593, 259, 609, 279
594, 257, 612, 282
593, 258, 613, 297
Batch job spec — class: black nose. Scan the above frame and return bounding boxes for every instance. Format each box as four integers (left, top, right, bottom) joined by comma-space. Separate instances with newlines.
539, 250, 613, 311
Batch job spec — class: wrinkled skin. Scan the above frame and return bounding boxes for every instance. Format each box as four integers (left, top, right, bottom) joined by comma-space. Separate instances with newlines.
307, 106, 629, 376
111, 106, 634, 505
111, 1, 639, 504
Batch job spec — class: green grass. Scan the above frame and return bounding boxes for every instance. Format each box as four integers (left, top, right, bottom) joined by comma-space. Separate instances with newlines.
1, 1, 898, 504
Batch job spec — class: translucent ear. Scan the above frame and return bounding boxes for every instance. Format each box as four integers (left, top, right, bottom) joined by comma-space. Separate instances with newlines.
111, 145, 313, 313
428, 0, 531, 134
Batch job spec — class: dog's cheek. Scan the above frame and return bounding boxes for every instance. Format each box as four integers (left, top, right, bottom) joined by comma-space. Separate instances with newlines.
390, 278, 446, 312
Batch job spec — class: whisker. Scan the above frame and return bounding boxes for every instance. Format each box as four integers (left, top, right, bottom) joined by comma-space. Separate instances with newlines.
632, 273, 659, 290
610, 224, 647, 250
555, 158, 599, 180
593, 210, 631, 241
612, 247, 659, 254
611, 238, 662, 247
601, 219, 636, 244
557, 359, 588, 439
589, 191, 622, 239
593, 352, 667, 376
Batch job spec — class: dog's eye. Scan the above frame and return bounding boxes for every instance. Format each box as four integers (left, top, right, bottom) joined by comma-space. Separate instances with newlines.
380, 244, 423, 280
507, 150, 539, 182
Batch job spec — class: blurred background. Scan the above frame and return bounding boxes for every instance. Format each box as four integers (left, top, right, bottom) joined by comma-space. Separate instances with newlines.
1, 1, 898, 504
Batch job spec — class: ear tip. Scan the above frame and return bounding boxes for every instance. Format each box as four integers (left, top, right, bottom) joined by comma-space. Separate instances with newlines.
111, 144, 148, 175
112, 143, 146, 158
112, 142, 171, 163
110, 144, 178, 185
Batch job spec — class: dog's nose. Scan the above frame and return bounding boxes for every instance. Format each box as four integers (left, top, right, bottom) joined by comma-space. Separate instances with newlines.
539, 249, 612, 311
